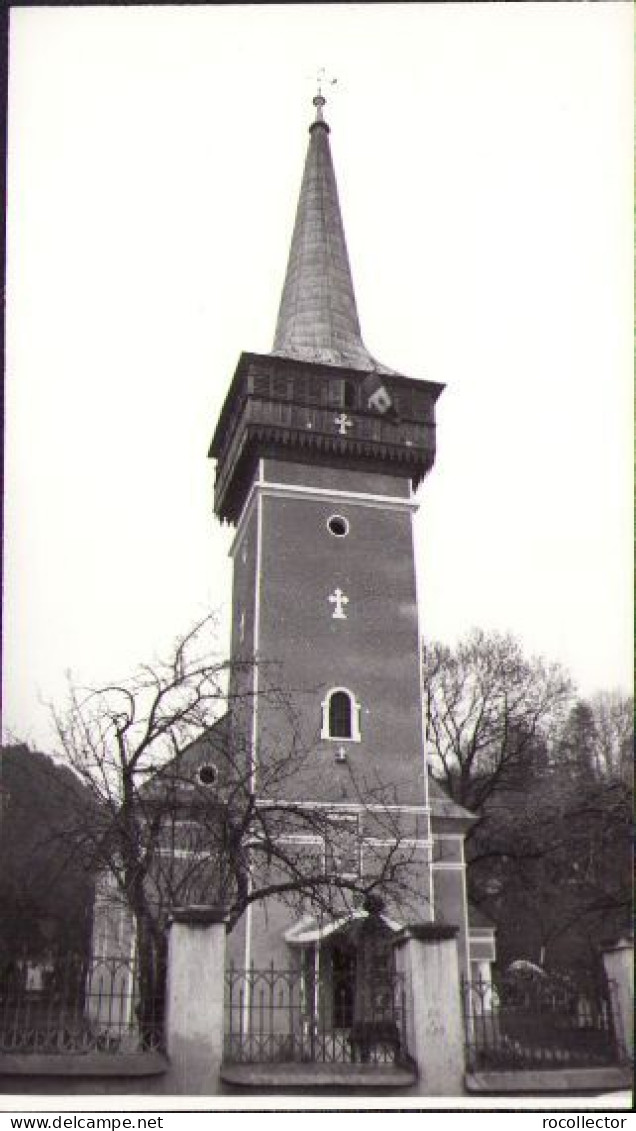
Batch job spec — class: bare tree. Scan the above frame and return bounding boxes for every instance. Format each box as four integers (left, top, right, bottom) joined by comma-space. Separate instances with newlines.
588, 690, 634, 784
424, 631, 632, 971
468, 758, 632, 971
423, 628, 573, 813
49, 615, 425, 1024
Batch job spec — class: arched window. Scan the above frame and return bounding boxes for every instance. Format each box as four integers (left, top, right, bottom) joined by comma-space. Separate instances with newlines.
321, 688, 361, 742
330, 692, 352, 738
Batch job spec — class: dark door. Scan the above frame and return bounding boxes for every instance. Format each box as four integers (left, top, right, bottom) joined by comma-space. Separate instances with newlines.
331, 944, 356, 1028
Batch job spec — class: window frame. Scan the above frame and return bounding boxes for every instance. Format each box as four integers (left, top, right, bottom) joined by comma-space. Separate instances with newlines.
197, 763, 219, 787
320, 686, 362, 743
327, 514, 350, 538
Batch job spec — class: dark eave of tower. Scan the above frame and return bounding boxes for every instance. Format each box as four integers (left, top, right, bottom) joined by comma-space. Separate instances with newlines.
209, 352, 443, 524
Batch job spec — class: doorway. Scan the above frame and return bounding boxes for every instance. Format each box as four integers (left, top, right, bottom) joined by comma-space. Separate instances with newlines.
331, 942, 356, 1028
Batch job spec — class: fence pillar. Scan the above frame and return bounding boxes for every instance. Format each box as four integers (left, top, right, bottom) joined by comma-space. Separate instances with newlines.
601, 935, 633, 1062
393, 922, 465, 1096
164, 905, 228, 1095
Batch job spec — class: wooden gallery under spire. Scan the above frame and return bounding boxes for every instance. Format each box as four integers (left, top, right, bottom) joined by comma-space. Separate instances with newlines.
205, 94, 496, 993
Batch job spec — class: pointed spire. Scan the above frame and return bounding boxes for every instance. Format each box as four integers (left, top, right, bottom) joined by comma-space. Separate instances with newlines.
272, 94, 394, 373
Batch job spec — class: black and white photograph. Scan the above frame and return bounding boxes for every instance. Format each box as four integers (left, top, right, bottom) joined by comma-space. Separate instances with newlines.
1, 2, 632, 1114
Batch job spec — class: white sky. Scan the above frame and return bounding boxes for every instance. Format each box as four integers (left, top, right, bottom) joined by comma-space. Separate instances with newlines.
4, 3, 633, 750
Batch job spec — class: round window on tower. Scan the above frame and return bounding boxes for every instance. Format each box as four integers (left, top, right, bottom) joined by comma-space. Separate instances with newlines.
327, 515, 349, 538
197, 764, 218, 787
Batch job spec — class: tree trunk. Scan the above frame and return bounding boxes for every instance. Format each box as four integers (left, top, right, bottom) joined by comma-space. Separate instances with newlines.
134, 911, 166, 1049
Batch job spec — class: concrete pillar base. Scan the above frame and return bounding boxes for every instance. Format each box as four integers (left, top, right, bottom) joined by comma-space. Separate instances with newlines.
164, 905, 228, 1095
393, 922, 465, 1096
601, 935, 633, 1063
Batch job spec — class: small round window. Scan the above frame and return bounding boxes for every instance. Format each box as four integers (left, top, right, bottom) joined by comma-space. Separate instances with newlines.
197, 764, 218, 786
327, 515, 349, 538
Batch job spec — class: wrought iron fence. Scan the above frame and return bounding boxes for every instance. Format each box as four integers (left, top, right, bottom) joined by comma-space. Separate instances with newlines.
0, 954, 164, 1054
462, 974, 624, 1071
224, 961, 409, 1065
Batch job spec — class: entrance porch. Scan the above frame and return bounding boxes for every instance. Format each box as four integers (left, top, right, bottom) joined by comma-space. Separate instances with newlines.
224, 915, 409, 1068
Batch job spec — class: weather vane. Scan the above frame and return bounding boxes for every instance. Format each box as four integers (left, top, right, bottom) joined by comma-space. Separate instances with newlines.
316, 67, 338, 97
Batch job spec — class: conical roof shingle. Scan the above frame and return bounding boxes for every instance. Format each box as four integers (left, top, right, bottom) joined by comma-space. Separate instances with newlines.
272, 96, 394, 374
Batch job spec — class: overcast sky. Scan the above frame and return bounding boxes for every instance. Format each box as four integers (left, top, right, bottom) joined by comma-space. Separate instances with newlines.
4, 3, 633, 750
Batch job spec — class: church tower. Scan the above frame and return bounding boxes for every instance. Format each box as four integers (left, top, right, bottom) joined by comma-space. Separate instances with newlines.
209, 95, 479, 979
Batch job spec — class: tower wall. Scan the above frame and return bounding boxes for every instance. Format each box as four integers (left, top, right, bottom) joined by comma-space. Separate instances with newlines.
230, 460, 429, 810
224, 456, 434, 944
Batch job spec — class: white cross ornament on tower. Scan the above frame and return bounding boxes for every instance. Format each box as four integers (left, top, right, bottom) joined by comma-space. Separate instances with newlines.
329, 587, 349, 619
334, 413, 353, 436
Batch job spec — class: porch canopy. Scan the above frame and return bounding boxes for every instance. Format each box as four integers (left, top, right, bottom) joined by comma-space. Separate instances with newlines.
284, 908, 402, 946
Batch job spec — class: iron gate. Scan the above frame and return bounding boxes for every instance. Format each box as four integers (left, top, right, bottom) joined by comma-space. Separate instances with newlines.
461, 973, 625, 1070
0, 953, 163, 1054
224, 961, 408, 1065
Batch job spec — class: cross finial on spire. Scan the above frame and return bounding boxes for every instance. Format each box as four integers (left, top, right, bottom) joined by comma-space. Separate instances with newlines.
313, 93, 326, 123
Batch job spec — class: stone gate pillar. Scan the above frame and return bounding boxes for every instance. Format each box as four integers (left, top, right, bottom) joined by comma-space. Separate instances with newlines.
601, 935, 633, 1062
393, 922, 465, 1096
164, 905, 228, 1095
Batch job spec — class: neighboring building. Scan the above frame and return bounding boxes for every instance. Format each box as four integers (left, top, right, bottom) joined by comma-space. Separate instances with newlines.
91, 93, 495, 1014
